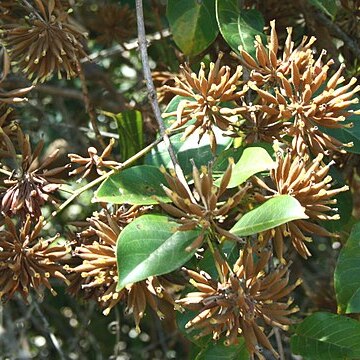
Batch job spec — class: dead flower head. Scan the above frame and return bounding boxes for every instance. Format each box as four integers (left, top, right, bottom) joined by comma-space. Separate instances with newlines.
0, 215, 70, 301
69, 206, 177, 331
0, 131, 69, 219
255, 149, 349, 259
3, 0, 87, 82
68, 138, 120, 181
163, 54, 247, 153
85, 3, 136, 45
177, 246, 299, 359
157, 161, 251, 251
240, 20, 316, 86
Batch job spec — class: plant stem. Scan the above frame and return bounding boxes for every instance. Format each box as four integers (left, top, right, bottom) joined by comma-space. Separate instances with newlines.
45, 136, 163, 224
134, 0, 193, 200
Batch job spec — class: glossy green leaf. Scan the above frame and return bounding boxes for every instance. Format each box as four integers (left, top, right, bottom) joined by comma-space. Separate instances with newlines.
335, 222, 360, 314
216, 0, 265, 56
308, 0, 338, 19
195, 338, 249, 360
231, 195, 308, 236
215, 147, 275, 188
116, 215, 200, 290
94, 165, 170, 205
291, 312, 360, 360
116, 110, 144, 162
167, 0, 219, 56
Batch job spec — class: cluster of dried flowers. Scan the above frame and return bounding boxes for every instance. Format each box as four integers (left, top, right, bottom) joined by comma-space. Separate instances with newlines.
0, 2, 359, 357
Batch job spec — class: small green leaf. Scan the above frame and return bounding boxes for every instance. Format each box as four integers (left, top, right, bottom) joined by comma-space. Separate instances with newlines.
308, 0, 338, 19
167, 0, 219, 56
116, 215, 200, 290
231, 195, 308, 236
195, 339, 249, 360
335, 222, 360, 314
291, 312, 360, 360
216, 0, 265, 56
215, 147, 275, 188
94, 165, 171, 205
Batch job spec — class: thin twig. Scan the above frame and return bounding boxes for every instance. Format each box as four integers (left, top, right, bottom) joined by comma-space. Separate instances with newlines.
33, 301, 67, 360
46, 136, 163, 224
135, 0, 193, 199
21, 0, 44, 21
274, 328, 285, 360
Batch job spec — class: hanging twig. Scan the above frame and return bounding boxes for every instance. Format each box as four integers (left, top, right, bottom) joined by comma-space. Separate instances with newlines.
274, 328, 285, 360
33, 301, 67, 360
134, 0, 193, 199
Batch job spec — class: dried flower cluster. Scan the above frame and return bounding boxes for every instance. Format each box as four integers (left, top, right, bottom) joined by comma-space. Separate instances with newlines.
0, 132, 68, 219
3, 0, 87, 82
68, 206, 177, 331
178, 247, 299, 358
85, 3, 136, 45
0, 216, 70, 301
255, 149, 349, 259
164, 54, 247, 152
157, 161, 251, 250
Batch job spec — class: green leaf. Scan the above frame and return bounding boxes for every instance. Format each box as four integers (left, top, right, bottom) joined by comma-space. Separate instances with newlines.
308, 0, 338, 19
167, 0, 219, 56
321, 101, 360, 154
215, 147, 275, 188
195, 338, 249, 360
335, 222, 360, 314
231, 195, 308, 236
117, 110, 144, 162
94, 165, 171, 205
116, 215, 200, 290
216, 0, 265, 56
146, 130, 232, 175
291, 312, 360, 360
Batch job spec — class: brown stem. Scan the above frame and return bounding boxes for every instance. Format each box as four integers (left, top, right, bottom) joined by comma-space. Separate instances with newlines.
135, 0, 194, 200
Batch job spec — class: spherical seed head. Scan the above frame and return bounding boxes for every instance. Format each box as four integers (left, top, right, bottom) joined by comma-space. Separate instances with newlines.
163, 55, 246, 153
0, 216, 70, 301
178, 246, 298, 358
3, 0, 87, 83
257, 150, 349, 259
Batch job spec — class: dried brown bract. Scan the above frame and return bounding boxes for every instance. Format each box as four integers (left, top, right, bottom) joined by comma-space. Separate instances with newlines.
0, 215, 70, 301
69, 206, 177, 331
0, 47, 33, 104
3, 0, 87, 82
68, 138, 120, 181
157, 161, 251, 251
255, 150, 349, 259
0, 131, 69, 219
85, 4, 136, 45
163, 54, 247, 152
177, 247, 299, 359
